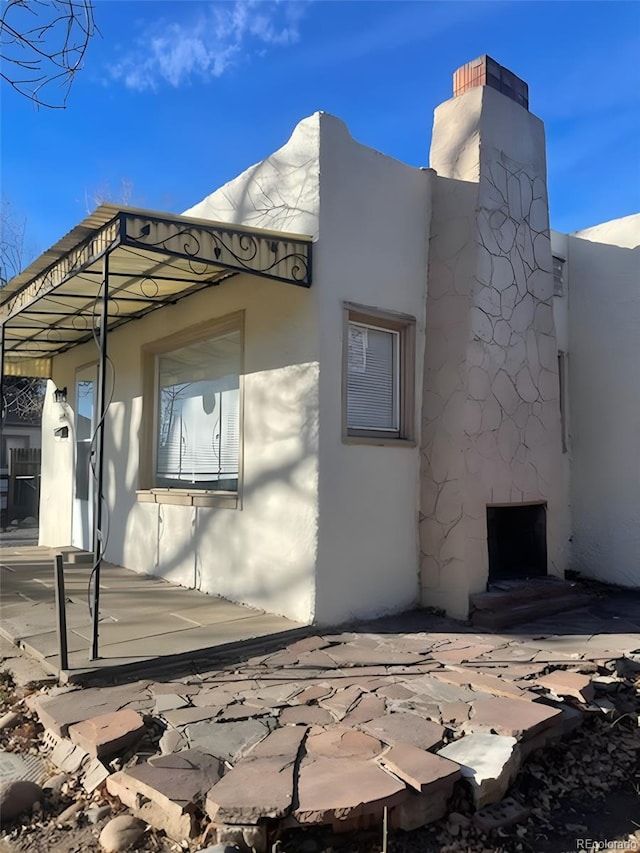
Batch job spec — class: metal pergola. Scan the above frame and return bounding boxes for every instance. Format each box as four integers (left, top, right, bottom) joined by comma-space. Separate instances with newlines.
0, 204, 313, 661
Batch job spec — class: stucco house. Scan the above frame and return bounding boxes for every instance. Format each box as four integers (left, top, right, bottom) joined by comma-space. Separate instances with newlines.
1, 55, 638, 629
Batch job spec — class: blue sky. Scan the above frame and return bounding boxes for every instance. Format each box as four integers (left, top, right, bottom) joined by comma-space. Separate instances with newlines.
2, 0, 639, 266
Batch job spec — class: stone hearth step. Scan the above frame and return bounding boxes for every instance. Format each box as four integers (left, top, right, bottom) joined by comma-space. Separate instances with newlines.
470, 579, 592, 630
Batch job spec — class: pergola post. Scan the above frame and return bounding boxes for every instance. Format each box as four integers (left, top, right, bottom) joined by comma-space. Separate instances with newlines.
90, 250, 110, 660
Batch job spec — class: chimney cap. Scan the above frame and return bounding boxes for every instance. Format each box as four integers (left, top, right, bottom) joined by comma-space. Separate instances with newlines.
453, 55, 529, 110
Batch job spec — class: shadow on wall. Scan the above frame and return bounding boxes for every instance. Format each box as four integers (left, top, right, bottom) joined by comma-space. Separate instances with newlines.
118, 358, 319, 622
185, 128, 321, 239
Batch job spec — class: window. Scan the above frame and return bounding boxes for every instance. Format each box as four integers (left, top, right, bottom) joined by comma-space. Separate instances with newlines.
557, 350, 569, 454
343, 304, 415, 443
552, 256, 565, 297
140, 314, 243, 504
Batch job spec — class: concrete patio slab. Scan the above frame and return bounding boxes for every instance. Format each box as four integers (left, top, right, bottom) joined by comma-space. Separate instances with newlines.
21, 629, 90, 661
0, 547, 305, 680
71, 614, 197, 646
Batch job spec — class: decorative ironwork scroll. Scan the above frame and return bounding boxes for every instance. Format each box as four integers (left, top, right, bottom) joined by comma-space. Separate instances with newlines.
121, 214, 312, 287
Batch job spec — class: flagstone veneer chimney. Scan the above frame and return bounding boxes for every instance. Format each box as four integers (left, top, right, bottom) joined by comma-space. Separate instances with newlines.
419, 59, 567, 618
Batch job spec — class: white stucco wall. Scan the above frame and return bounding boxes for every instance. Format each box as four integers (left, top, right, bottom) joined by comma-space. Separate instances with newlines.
40, 112, 431, 627
183, 115, 321, 239
41, 117, 324, 624
565, 214, 640, 587
39, 380, 75, 544
550, 230, 571, 542
422, 86, 568, 618
40, 275, 320, 623
191, 112, 431, 625
312, 115, 431, 625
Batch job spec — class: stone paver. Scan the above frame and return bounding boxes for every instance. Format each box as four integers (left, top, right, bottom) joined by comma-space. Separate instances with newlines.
432, 667, 526, 699
34, 682, 152, 737
185, 717, 276, 762
342, 694, 387, 724
161, 706, 224, 727
106, 748, 223, 840
206, 755, 295, 823
437, 734, 520, 808
318, 685, 364, 719
535, 670, 595, 703
325, 644, 425, 667
245, 725, 307, 760
278, 705, 333, 726
305, 727, 383, 760
466, 696, 563, 740
360, 713, 445, 751
68, 708, 145, 759
378, 743, 461, 793
291, 684, 333, 704
294, 756, 407, 824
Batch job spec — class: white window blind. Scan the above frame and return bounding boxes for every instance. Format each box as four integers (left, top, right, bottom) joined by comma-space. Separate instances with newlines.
156, 331, 241, 490
347, 322, 399, 431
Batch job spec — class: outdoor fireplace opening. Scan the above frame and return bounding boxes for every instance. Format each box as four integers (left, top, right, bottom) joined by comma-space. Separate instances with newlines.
487, 503, 547, 581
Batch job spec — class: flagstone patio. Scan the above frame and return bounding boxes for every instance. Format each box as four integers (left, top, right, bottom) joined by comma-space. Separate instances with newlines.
2, 544, 640, 848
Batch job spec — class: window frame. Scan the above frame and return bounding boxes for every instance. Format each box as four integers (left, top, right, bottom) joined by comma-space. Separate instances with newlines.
552, 255, 565, 297
557, 350, 569, 454
342, 303, 416, 446
138, 311, 244, 508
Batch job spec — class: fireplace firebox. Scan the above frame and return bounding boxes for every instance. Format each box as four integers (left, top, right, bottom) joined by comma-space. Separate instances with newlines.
487, 503, 547, 581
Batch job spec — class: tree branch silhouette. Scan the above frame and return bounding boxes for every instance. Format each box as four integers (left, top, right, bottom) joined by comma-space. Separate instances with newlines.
1, 0, 97, 108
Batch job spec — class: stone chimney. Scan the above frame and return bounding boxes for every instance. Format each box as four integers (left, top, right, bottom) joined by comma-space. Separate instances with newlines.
419, 60, 567, 618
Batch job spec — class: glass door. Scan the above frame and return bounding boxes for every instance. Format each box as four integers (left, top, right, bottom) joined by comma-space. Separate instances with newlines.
71, 365, 97, 551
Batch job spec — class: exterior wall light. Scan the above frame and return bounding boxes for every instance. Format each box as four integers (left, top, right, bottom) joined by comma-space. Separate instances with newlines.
53, 386, 68, 403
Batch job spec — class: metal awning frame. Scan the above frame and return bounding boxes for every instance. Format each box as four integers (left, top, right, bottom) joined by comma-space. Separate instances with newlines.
1, 206, 312, 372
0, 204, 313, 663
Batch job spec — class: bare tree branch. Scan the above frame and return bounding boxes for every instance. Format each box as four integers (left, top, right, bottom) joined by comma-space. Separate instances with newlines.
1, 0, 97, 108
0, 198, 26, 285
1, 198, 45, 422
85, 176, 135, 213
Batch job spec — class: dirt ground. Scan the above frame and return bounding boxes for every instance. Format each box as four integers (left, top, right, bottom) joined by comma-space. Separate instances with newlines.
0, 665, 638, 853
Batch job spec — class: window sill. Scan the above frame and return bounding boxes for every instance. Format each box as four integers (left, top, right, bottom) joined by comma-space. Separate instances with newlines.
136, 489, 238, 509
342, 435, 416, 448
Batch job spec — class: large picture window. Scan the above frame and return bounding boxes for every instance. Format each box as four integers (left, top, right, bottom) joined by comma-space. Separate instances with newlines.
343, 304, 415, 443
150, 321, 242, 493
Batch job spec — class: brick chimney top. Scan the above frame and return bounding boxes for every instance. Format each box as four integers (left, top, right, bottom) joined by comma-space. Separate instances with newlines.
453, 55, 529, 110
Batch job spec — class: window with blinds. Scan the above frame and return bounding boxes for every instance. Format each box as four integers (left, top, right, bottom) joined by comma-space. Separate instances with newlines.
155, 330, 241, 491
347, 322, 399, 431
343, 305, 415, 443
